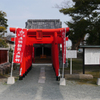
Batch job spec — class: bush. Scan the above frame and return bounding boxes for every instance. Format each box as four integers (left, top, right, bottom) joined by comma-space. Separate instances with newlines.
9, 48, 13, 63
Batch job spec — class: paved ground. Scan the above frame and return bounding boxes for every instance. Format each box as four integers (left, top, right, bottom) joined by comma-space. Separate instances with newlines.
0, 65, 100, 100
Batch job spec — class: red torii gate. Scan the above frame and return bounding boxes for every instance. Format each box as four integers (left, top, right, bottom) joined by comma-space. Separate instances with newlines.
10, 27, 69, 80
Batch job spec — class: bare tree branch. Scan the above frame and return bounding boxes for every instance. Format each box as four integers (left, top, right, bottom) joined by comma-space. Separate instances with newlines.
54, 0, 74, 9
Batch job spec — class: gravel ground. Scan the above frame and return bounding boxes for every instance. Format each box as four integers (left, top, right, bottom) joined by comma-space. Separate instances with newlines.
0, 65, 100, 100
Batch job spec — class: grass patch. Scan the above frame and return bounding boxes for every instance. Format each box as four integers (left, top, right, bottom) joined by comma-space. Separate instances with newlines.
66, 58, 83, 70
65, 58, 100, 85
0, 74, 6, 78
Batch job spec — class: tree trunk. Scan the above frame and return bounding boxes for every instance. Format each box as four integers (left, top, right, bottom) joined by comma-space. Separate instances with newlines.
72, 42, 77, 50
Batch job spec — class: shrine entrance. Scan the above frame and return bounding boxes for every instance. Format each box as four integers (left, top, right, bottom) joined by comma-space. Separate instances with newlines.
10, 27, 69, 80
34, 44, 52, 63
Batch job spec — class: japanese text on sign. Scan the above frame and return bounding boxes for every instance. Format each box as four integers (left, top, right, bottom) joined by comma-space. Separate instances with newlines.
13, 28, 27, 63
62, 29, 66, 64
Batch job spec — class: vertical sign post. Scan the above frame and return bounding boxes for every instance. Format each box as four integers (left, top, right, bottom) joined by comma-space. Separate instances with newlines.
62, 28, 66, 78
7, 28, 17, 84
7, 28, 27, 84
60, 28, 66, 86
97, 57, 100, 85
66, 50, 77, 74
70, 58, 72, 74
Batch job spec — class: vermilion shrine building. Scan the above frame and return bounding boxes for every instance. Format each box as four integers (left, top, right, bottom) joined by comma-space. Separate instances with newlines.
10, 19, 69, 80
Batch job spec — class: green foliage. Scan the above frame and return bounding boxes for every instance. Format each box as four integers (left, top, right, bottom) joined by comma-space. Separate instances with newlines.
59, 0, 100, 49
86, 18, 100, 45
0, 26, 6, 32
0, 10, 8, 48
0, 11, 8, 29
0, 38, 8, 47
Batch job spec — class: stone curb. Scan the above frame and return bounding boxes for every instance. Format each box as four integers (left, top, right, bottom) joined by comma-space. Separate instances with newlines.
65, 74, 93, 79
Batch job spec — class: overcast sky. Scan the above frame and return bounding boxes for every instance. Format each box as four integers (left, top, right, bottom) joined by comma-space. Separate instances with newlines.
0, 0, 72, 33
0, 0, 72, 46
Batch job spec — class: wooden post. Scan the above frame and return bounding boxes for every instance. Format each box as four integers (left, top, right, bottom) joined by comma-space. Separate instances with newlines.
83, 48, 85, 74
70, 58, 72, 74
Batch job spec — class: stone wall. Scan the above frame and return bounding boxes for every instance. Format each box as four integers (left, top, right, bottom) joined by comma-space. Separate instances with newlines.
25, 19, 62, 29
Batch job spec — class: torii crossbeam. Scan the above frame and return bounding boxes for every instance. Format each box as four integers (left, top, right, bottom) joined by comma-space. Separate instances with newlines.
10, 27, 69, 80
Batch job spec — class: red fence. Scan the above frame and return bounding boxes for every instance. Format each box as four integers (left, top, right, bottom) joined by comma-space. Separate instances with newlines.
0, 50, 7, 64
0, 48, 9, 64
